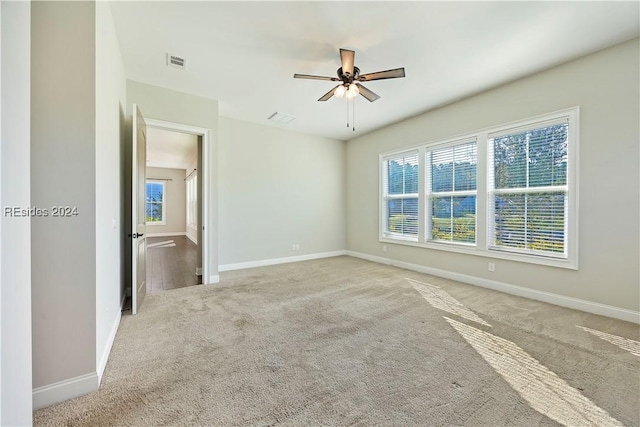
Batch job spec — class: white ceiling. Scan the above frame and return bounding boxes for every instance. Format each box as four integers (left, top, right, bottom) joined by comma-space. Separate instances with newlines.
146, 127, 197, 170
110, 1, 639, 141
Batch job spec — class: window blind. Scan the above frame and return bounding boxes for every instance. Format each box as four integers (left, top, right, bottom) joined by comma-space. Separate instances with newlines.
488, 121, 569, 257
383, 151, 419, 238
427, 141, 477, 244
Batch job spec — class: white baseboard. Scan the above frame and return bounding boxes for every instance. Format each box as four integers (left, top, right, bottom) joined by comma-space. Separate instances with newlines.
97, 309, 122, 385
218, 250, 347, 272
145, 232, 186, 238
186, 233, 198, 245
33, 372, 98, 410
346, 251, 640, 324
207, 274, 220, 284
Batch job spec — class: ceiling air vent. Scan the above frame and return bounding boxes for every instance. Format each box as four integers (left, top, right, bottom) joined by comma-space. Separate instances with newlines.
166, 53, 186, 70
268, 112, 296, 124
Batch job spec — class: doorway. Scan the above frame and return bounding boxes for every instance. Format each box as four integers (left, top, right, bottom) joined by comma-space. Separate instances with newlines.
144, 119, 209, 293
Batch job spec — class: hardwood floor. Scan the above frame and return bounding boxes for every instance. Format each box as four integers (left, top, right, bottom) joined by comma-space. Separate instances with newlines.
146, 235, 201, 293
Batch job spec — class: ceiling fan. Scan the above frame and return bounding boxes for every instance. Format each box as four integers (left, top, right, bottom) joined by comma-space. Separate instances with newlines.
294, 48, 406, 102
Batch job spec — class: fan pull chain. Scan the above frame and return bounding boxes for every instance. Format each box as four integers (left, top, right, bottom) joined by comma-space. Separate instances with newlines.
346, 98, 350, 128
345, 98, 356, 132
352, 98, 356, 132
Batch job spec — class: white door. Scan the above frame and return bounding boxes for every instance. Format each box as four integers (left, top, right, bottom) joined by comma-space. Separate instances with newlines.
131, 104, 147, 314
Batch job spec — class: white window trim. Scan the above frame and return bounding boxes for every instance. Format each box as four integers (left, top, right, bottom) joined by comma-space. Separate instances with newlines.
379, 107, 579, 270
186, 173, 197, 230
146, 180, 167, 226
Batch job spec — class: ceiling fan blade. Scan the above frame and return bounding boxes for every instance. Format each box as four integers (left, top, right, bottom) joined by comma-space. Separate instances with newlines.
358, 67, 406, 82
340, 49, 355, 76
318, 85, 340, 101
355, 83, 380, 102
294, 73, 339, 81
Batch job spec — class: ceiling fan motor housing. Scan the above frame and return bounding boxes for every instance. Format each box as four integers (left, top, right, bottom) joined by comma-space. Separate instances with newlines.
338, 66, 360, 85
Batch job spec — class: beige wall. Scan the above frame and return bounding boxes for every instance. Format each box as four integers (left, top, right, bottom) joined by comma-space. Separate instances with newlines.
346, 39, 640, 313
30, 1, 128, 408
31, 1, 96, 391
219, 117, 346, 266
95, 0, 126, 382
146, 167, 187, 235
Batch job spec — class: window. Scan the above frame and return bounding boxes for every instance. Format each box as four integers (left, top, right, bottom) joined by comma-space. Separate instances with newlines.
426, 141, 477, 244
382, 151, 419, 240
488, 119, 568, 257
186, 174, 197, 228
379, 107, 578, 269
146, 181, 166, 225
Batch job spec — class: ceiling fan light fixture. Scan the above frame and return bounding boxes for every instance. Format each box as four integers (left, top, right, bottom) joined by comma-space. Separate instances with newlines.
346, 83, 359, 99
334, 85, 347, 98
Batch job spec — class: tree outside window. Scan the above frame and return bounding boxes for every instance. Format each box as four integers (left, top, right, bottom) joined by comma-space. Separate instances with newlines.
146, 181, 166, 224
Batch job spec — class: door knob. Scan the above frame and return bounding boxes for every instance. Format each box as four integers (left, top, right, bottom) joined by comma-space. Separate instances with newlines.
128, 233, 144, 239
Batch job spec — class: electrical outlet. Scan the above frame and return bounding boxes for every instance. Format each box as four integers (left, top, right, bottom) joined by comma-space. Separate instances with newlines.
382, 245, 387, 252
488, 262, 495, 272
292, 244, 296, 251
295, 244, 300, 251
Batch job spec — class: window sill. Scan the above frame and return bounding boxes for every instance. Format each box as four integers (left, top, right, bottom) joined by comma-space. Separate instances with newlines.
379, 236, 577, 270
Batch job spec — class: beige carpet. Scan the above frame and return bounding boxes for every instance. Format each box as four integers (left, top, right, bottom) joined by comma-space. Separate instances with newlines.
34, 256, 639, 426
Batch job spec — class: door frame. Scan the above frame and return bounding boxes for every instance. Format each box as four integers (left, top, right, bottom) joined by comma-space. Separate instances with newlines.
145, 118, 212, 283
